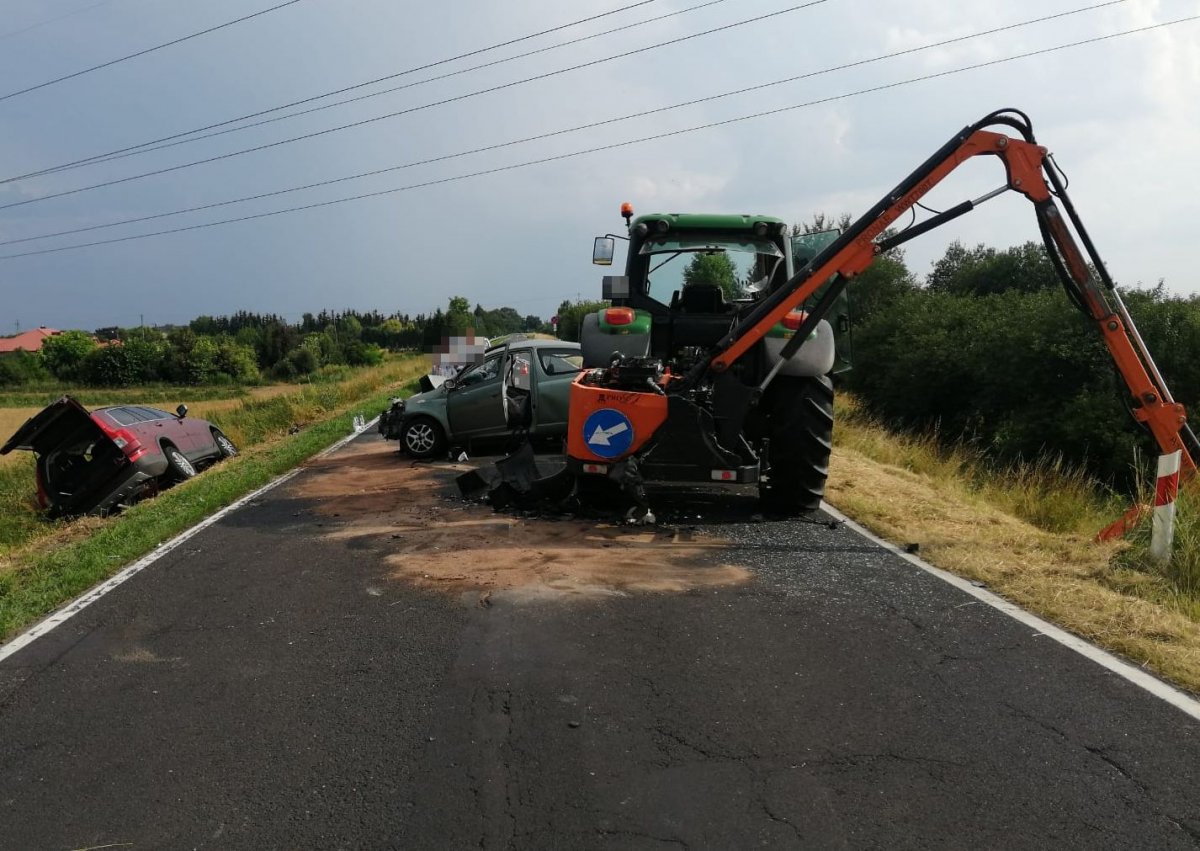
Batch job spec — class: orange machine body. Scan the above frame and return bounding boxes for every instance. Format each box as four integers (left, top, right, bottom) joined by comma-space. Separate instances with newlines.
566, 374, 667, 464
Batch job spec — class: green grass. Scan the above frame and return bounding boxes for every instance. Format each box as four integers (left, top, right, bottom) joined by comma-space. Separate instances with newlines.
835, 394, 1122, 535
837, 390, 1200, 616
0, 384, 254, 408
0, 363, 393, 408
0, 358, 423, 639
0, 455, 59, 553
1117, 483, 1200, 613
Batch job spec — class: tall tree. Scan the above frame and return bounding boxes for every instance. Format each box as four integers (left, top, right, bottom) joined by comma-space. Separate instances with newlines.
927, 240, 1059, 296
683, 252, 739, 300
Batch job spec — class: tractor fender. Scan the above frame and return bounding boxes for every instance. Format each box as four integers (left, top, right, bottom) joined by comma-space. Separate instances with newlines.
762, 318, 836, 377
580, 311, 651, 368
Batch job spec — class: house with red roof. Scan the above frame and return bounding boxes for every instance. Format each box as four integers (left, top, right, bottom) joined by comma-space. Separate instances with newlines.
0, 327, 61, 354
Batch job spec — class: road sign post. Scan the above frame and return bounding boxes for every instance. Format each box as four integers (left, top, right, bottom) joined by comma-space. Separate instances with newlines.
1150, 450, 1181, 563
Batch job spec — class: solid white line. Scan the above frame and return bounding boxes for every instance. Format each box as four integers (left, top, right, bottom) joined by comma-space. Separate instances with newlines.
0, 416, 379, 666
820, 502, 1200, 723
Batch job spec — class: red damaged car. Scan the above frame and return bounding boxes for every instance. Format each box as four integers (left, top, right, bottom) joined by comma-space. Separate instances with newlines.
0, 397, 238, 517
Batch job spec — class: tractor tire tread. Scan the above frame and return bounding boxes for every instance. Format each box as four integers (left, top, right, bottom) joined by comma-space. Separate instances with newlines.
760, 375, 834, 515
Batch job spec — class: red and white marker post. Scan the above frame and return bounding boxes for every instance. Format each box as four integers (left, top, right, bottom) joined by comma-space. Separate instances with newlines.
1151, 450, 1182, 563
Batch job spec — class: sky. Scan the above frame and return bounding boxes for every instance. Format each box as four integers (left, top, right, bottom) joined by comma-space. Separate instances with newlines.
0, 0, 1197, 331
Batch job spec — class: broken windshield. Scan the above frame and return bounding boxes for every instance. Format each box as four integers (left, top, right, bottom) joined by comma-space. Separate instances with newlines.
639, 236, 782, 303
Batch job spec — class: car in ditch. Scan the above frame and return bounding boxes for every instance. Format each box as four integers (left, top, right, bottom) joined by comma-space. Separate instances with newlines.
380, 338, 583, 458
0, 397, 239, 517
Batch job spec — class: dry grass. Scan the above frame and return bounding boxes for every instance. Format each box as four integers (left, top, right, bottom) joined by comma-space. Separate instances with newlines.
829, 396, 1200, 695
0, 408, 38, 461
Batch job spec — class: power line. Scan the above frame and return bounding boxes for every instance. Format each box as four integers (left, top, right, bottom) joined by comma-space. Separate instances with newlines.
0, 0, 119, 42
2, 13, 1194, 262
0, 0, 304, 104
23, 0, 734, 178
0, 0, 830, 211
0, 0, 1129, 248
0, 0, 666, 184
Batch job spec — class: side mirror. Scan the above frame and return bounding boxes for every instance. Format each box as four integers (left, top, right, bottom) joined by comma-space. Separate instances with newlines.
593, 236, 615, 266
175, 404, 188, 419
444, 377, 458, 390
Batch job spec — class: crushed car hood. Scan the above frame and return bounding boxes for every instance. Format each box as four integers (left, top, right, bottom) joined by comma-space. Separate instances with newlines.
0, 396, 103, 455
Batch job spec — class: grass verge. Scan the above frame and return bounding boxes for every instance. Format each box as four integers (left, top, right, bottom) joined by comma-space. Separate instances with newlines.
0, 358, 422, 640
830, 394, 1200, 695
0, 384, 254, 408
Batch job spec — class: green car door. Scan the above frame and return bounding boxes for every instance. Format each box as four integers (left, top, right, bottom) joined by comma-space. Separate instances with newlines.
531, 348, 583, 432
445, 352, 507, 440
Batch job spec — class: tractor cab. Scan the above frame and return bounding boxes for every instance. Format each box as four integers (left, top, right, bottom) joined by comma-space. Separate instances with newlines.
586, 207, 852, 374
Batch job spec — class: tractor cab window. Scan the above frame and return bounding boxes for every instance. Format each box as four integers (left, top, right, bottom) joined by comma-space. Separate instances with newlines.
639, 236, 782, 306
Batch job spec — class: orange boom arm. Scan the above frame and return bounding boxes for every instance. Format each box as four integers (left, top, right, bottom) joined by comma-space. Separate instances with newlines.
685, 110, 1195, 532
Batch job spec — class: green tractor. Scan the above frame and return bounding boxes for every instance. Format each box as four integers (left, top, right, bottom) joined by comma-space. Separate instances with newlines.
577, 206, 851, 514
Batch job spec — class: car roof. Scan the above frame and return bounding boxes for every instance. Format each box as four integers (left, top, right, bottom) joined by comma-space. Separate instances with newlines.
484, 338, 580, 354
93, 405, 176, 419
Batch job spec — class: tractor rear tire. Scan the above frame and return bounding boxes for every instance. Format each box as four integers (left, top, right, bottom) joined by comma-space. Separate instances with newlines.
759, 374, 833, 516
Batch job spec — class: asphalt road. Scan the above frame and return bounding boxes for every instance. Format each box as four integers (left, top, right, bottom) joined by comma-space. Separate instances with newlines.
1, 432, 1198, 850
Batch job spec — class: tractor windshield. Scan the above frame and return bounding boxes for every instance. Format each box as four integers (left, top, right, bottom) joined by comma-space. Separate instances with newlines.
639, 236, 781, 304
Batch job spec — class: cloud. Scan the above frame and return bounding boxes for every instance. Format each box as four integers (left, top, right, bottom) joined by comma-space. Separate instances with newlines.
628, 169, 730, 207
3, 0, 1200, 325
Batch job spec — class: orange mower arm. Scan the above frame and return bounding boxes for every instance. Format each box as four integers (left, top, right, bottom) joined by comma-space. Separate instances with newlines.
692, 109, 1196, 534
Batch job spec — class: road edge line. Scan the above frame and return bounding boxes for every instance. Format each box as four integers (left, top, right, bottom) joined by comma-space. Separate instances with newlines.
820, 502, 1200, 723
0, 417, 379, 666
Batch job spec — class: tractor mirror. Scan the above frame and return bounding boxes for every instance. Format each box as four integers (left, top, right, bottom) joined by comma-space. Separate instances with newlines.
592, 236, 615, 266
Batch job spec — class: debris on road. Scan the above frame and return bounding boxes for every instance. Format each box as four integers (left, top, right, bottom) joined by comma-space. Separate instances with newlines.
298, 439, 749, 600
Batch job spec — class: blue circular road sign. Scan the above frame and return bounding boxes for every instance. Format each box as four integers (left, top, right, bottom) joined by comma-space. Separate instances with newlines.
582, 408, 635, 459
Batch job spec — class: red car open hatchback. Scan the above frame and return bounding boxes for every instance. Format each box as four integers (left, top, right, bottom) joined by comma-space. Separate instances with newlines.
0, 397, 238, 517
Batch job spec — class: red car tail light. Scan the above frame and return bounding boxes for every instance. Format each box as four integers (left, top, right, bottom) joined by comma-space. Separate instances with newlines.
92, 415, 148, 462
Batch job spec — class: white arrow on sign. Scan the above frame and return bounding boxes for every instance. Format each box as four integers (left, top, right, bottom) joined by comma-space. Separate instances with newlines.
588, 421, 629, 447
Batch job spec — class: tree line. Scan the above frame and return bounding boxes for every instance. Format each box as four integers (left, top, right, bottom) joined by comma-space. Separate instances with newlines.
843, 240, 1197, 489
0, 300, 552, 388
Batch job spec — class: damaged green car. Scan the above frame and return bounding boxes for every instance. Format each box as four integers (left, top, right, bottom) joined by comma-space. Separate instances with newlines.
380, 339, 583, 459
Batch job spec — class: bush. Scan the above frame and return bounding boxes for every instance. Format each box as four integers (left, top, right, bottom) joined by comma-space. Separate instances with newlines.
287, 345, 320, 376
39, 331, 97, 381
214, 340, 260, 383
846, 288, 1146, 487
81, 339, 165, 387
0, 351, 50, 386
343, 341, 384, 366
554, 299, 608, 342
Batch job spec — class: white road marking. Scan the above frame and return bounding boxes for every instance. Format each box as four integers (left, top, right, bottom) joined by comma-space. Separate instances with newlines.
0, 417, 379, 665
820, 502, 1200, 723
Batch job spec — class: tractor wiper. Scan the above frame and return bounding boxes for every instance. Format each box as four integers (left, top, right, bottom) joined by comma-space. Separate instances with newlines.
648, 251, 683, 274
